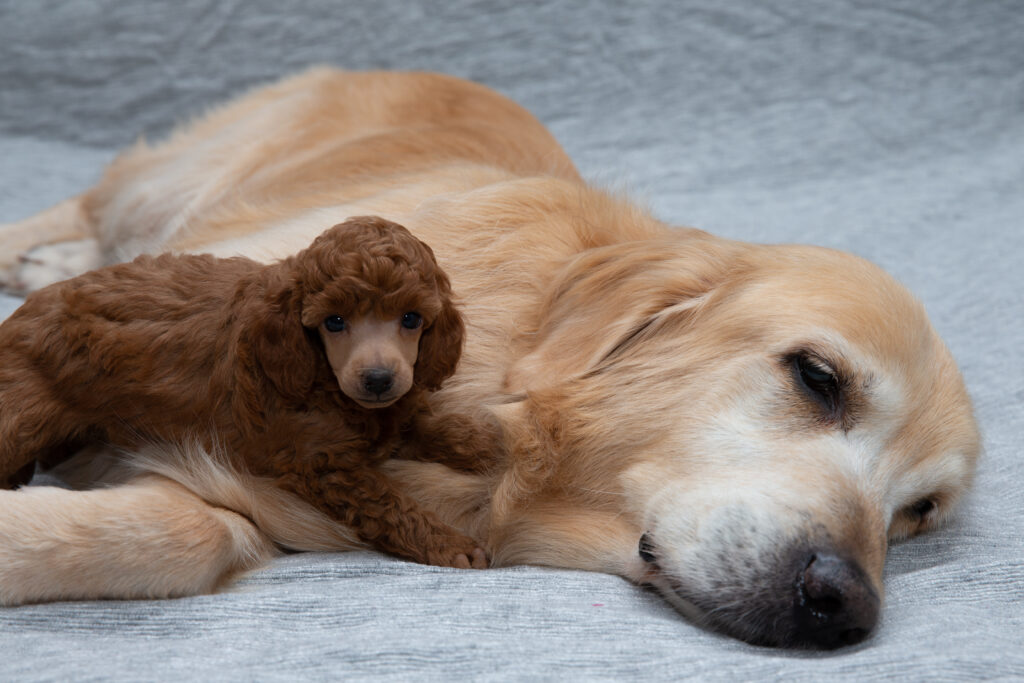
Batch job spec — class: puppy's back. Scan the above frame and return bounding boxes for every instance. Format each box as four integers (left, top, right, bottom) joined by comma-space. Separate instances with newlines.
0, 252, 261, 420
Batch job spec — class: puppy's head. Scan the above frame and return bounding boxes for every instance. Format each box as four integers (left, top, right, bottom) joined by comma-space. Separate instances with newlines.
501, 234, 980, 649
256, 216, 464, 408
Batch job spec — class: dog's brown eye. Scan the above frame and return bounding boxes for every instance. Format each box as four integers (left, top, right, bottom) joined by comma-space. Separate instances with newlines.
909, 498, 935, 518
323, 315, 346, 332
793, 353, 841, 414
401, 312, 423, 330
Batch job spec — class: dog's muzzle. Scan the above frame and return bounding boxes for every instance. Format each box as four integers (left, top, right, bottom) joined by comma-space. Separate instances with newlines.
638, 534, 879, 649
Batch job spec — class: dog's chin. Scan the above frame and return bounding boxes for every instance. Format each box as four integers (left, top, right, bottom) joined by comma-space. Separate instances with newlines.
642, 565, 793, 648
640, 548, 879, 650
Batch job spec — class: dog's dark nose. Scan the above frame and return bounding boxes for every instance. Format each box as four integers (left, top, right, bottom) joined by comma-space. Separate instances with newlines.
362, 368, 394, 396
794, 553, 879, 649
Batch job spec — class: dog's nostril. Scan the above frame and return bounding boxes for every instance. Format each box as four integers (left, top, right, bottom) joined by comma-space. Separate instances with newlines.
839, 627, 869, 646
807, 594, 843, 615
638, 533, 657, 564
801, 556, 845, 615
793, 552, 879, 649
362, 369, 394, 396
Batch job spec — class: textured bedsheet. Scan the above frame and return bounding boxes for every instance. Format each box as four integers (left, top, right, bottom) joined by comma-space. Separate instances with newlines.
1, 1, 1022, 679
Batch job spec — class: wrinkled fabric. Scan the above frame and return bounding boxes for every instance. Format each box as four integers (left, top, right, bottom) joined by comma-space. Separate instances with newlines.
1, 0, 1022, 679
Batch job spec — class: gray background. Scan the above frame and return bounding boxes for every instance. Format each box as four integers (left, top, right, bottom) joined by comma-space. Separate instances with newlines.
1, 0, 1022, 679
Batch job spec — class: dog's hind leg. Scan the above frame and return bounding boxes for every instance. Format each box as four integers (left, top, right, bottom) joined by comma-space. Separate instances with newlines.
0, 196, 101, 294
0, 474, 276, 605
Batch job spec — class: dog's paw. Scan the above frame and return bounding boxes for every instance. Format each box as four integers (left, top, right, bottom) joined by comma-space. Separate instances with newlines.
0, 239, 102, 294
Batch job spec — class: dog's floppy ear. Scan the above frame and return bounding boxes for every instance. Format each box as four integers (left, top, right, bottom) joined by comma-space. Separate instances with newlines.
415, 291, 466, 391
506, 235, 744, 394
245, 266, 325, 403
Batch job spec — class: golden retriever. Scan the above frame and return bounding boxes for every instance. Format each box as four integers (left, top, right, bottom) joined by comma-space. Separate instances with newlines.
0, 68, 980, 649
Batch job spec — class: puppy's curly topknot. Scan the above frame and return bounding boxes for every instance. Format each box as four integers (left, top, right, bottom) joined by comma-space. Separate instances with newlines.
297, 216, 465, 392
250, 217, 465, 401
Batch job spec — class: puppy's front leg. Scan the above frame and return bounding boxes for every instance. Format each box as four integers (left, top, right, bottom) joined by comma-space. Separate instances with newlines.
276, 464, 488, 569
393, 411, 503, 474
0, 380, 83, 489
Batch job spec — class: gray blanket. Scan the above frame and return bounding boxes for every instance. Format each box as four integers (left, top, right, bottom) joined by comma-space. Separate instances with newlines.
1, 0, 1022, 679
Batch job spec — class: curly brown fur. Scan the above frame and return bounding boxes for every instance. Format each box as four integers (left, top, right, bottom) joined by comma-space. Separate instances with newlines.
0, 215, 488, 568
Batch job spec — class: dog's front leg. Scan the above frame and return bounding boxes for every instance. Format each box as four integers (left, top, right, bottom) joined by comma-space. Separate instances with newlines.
0, 475, 275, 605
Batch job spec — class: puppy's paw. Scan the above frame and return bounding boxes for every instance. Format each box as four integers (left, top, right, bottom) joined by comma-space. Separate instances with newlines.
427, 538, 489, 569
452, 547, 489, 570
1, 239, 102, 294
0, 461, 37, 490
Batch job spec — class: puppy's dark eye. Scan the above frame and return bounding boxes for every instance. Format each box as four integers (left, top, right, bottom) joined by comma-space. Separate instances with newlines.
909, 498, 935, 518
401, 312, 423, 330
793, 353, 841, 413
323, 315, 346, 332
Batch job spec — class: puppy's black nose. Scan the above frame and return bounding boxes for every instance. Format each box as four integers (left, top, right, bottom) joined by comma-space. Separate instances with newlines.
794, 553, 879, 649
362, 368, 394, 396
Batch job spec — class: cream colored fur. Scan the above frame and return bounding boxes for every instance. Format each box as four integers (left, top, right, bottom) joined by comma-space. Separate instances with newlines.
0, 69, 978, 645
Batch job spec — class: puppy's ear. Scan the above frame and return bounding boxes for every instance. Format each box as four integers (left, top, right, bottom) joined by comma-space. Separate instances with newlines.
247, 269, 324, 403
415, 294, 466, 392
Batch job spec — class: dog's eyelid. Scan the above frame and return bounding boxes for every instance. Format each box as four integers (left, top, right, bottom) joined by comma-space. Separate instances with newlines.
788, 348, 839, 375
804, 356, 835, 375
786, 350, 852, 424
789, 351, 830, 379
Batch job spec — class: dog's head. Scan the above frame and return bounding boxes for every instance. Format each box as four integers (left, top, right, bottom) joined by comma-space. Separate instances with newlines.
253, 216, 464, 409
499, 233, 979, 649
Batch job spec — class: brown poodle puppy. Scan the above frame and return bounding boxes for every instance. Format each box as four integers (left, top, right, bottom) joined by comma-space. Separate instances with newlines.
0, 216, 491, 568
